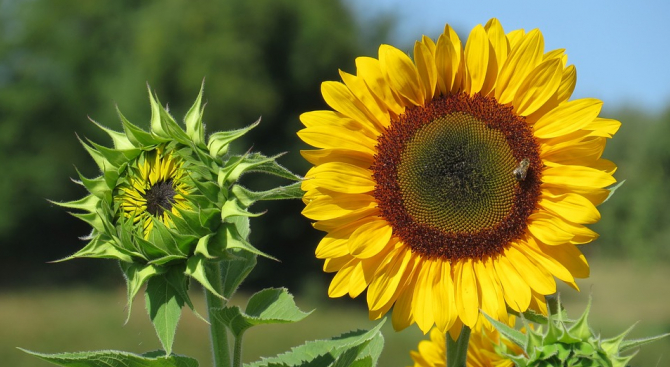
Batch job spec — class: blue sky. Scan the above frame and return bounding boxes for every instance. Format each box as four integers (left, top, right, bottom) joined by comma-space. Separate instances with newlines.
347, 0, 670, 114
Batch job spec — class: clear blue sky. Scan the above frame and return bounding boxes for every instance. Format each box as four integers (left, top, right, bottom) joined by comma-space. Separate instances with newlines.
347, 0, 670, 114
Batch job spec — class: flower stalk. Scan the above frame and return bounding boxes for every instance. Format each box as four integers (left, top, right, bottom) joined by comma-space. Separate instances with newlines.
205, 261, 231, 367
446, 326, 471, 367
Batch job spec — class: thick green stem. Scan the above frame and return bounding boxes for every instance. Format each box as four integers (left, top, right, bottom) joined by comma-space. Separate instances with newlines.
232, 333, 244, 367
205, 262, 231, 367
446, 325, 471, 367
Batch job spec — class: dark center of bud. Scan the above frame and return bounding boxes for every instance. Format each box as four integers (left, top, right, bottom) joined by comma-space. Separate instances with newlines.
144, 179, 176, 217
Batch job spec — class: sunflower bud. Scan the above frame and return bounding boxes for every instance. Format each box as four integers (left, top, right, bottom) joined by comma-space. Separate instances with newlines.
55, 83, 302, 315
485, 297, 670, 367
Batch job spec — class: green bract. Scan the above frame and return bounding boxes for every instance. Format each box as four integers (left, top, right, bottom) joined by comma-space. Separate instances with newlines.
485, 297, 670, 367
54, 83, 302, 351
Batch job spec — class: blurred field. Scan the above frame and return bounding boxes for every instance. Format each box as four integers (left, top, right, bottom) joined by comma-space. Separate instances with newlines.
3, 258, 670, 367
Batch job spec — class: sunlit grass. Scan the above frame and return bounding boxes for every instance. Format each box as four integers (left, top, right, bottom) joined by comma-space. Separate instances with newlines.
3, 258, 670, 367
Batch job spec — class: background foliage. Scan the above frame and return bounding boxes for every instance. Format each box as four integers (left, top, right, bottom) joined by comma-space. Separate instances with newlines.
1, 0, 669, 365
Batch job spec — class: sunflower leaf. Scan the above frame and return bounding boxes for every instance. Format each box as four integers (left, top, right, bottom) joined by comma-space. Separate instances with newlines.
245, 319, 385, 367
212, 288, 311, 338
619, 333, 670, 353
184, 80, 206, 148
145, 274, 185, 355
18, 348, 199, 367
221, 249, 257, 299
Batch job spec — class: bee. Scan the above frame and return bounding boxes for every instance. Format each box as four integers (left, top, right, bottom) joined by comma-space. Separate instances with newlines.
512, 158, 530, 181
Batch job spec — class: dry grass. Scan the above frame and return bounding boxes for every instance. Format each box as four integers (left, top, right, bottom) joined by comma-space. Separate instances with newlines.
3, 258, 670, 367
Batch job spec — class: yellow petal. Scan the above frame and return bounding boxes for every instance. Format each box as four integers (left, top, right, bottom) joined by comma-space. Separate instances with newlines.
367, 245, 414, 311
355, 56, 404, 116
473, 259, 499, 324
464, 24, 489, 95
454, 259, 479, 327
538, 193, 601, 224
535, 240, 589, 279
505, 246, 556, 295
321, 81, 383, 131
339, 70, 391, 130
517, 237, 577, 288
392, 272, 417, 331
300, 149, 373, 169
506, 29, 525, 49
432, 260, 456, 333
484, 18, 509, 75
298, 126, 377, 155
379, 44, 424, 106
302, 193, 376, 221
527, 213, 575, 246
312, 206, 379, 232
496, 29, 545, 104
303, 162, 375, 194
414, 40, 438, 101
513, 58, 563, 116
323, 255, 352, 273
348, 220, 394, 259
534, 98, 603, 139
328, 260, 356, 297
412, 259, 436, 333
299, 110, 377, 137
542, 164, 616, 188
583, 117, 621, 138
494, 256, 531, 312
557, 64, 576, 104
435, 33, 459, 94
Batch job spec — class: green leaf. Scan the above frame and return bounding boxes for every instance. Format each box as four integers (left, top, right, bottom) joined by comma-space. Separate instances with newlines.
65, 236, 134, 263
568, 296, 593, 341
19, 348, 199, 367
223, 222, 277, 260
221, 250, 257, 299
185, 255, 224, 299
73, 168, 109, 199
212, 288, 311, 338
145, 275, 185, 355
208, 118, 260, 157
184, 80, 206, 148
121, 263, 162, 323
232, 182, 305, 208
246, 319, 386, 367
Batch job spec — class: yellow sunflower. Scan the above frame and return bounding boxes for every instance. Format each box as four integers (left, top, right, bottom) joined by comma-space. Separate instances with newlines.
299, 18, 619, 333
116, 146, 193, 238
409, 325, 523, 367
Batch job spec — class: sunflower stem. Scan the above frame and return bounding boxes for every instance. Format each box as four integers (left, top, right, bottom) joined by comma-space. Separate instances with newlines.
205, 262, 231, 367
446, 325, 471, 367
232, 332, 244, 367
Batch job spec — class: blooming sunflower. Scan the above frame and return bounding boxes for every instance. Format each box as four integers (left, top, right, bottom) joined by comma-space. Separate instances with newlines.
299, 18, 620, 334
409, 325, 523, 367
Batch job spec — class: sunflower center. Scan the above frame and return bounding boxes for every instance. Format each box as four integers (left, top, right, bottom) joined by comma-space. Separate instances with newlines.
398, 112, 517, 233
144, 179, 177, 217
372, 93, 542, 261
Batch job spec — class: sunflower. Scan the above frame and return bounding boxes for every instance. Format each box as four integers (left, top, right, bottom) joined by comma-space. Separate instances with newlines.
116, 146, 193, 238
299, 18, 619, 334
409, 324, 523, 367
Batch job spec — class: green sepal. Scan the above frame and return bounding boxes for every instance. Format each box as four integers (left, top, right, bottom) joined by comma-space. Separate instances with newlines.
185, 255, 224, 299
147, 87, 192, 145
568, 296, 593, 341
61, 235, 133, 263
73, 169, 109, 199
19, 348, 199, 367
120, 262, 162, 323
163, 266, 207, 323
71, 211, 105, 234
482, 311, 528, 349
88, 140, 140, 169
212, 288, 311, 338
145, 271, 186, 355
246, 319, 386, 367
77, 135, 108, 172
117, 106, 160, 147
221, 198, 264, 221
220, 152, 300, 185
207, 118, 260, 158
223, 222, 277, 261
184, 80, 206, 148
220, 250, 257, 299
618, 332, 670, 353
88, 117, 135, 150
602, 180, 625, 204
191, 179, 223, 205
232, 182, 304, 208
51, 194, 99, 213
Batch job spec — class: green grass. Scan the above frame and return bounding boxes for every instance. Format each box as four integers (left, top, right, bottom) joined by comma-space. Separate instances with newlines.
3, 258, 670, 367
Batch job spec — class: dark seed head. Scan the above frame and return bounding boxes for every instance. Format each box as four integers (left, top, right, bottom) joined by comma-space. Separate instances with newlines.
145, 179, 177, 217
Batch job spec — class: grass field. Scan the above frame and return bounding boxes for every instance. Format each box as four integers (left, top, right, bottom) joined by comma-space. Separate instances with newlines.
3, 258, 670, 367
